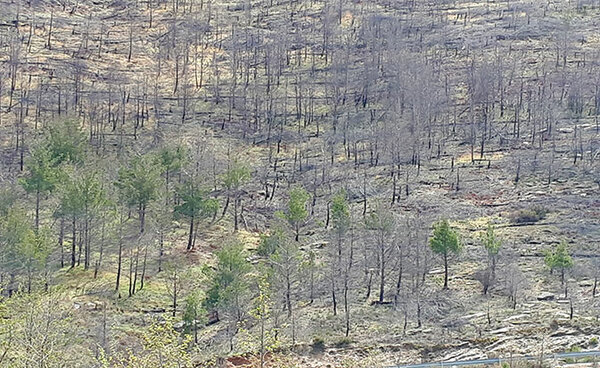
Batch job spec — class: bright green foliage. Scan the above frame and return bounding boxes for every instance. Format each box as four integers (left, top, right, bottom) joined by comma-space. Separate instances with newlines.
115, 156, 161, 208
249, 271, 276, 368
430, 220, 461, 256
0, 207, 34, 273
21, 121, 86, 229
58, 170, 106, 269
222, 162, 251, 191
100, 319, 193, 368
364, 204, 394, 234
365, 202, 394, 302
175, 182, 219, 221
257, 227, 286, 256
20, 227, 53, 275
545, 241, 574, 286
20, 147, 63, 229
2, 293, 83, 368
175, 180, 219, 249
481, 223, 501, 257
0, 207, 52, 292
204, 241, 251, 315
429, 220, 461, 289
301, 248, 318, 304
544, 241, 574, 270
114, 155, 161, 232
183, 290, 207, 343
286, 187, 310, 226
155, 145, 187, 204
270, 232, 301, 268
249, 270, 272, 323
0, 207, 30, 250
479, 223, 502, 294
0, 295, 11, 367
59, 171, 106, 219
156, 145, 187, 176
0, 187, 17, 216
44, 120, 86, 165
280, 187, 311, 241
221, 161, 251, 231
270, 234, 301, 318
20, 148, 61, 195
331, 189, 350, 231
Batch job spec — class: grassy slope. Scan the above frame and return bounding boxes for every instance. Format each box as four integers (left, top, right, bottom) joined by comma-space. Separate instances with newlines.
0, 0, 599, 366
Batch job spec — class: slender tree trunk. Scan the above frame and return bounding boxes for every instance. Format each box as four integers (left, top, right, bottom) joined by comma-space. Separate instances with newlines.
132, 246, 139, 294
394, 261, 403, 306
35, 188, 40, 231
417, 296, 422, 328
115, 217, 123, 293
84, 216, 90, 270
187, 217, 195, 250
59, 218, 65, 268
443, 253, 449, 289
331, 268, 337, 316
366, 270, 372, 301
569, 299, 574, 320
172, 269, 178, 317
77, 229, 83, 266
220, 195, 230, 221
344, 273, 350, 337
27, 263, 32, 293
286, 274, 292, 318
139, 205, 146, 233
128, 250, 134, 297
309, 266, 314, 304
95, 220, 105, 279
234, 197, 239, 232
158, 232, 164, 273
140, 245, 148, 290
260, 316, 265, 368
71, 217, 76, 268
379, 241, 385, 302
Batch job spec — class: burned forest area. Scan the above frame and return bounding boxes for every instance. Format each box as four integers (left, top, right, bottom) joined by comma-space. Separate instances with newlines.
0, 0, 600, 367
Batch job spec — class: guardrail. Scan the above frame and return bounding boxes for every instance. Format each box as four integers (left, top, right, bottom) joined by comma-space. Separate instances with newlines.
389, 350, 600, 368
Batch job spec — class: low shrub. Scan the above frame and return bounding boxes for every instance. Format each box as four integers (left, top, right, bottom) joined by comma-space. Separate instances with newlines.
510, 206, 549, 224
311, 336, 325, 350
334, 337, 353, 348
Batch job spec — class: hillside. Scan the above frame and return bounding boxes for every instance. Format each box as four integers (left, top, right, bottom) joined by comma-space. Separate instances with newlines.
0, 0, 599, 367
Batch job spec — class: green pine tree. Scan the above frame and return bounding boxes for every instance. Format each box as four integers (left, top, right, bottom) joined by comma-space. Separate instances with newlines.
429, 220, 461, 290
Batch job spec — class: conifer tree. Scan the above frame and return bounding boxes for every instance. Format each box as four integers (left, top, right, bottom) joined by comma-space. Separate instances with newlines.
429, 220, 461, 290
